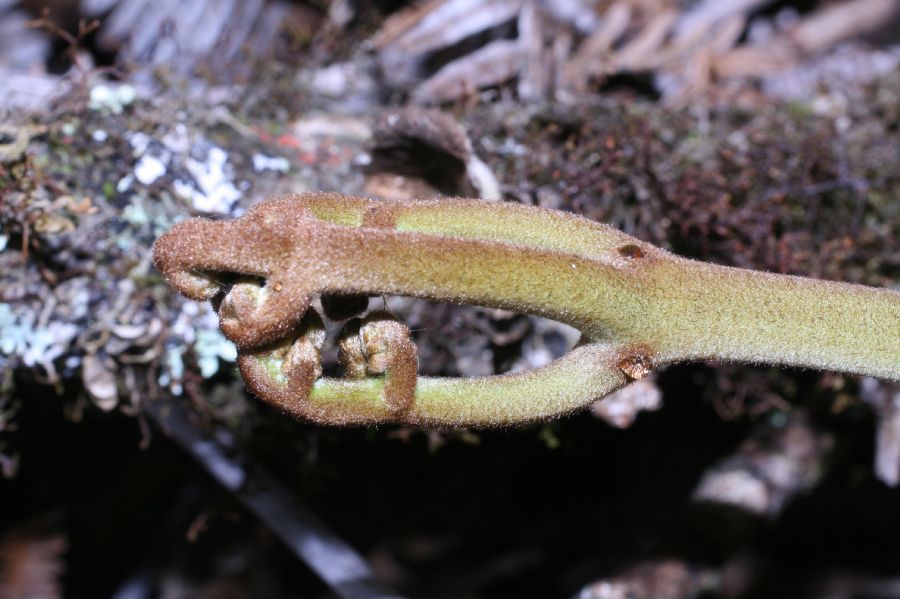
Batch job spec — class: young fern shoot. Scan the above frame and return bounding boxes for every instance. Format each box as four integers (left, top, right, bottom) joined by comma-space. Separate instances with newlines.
153, 193, 900, 426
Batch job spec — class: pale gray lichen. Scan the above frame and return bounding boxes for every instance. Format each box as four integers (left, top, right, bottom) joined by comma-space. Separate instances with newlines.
0, 303, 79, 376
88, 83, 136, 114
194, 328, 238, 378
158, 302, 238, 394
158, 345, 186, 395
0, 304, 30, 358
173, 144, 242, 214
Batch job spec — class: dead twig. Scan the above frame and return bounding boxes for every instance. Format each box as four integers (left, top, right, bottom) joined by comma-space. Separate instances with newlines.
143, 394, 405, 599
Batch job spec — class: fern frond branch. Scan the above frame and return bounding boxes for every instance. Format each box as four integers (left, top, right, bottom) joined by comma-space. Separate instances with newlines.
153, 193, 899, 426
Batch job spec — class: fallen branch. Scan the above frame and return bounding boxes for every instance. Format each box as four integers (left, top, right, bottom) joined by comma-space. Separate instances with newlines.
143, 394, 405, 599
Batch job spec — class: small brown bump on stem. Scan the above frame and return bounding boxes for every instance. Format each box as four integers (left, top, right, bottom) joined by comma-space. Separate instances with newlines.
363, 204, 397, 229
617, 352, 654, 380
618, 244, 646, 259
